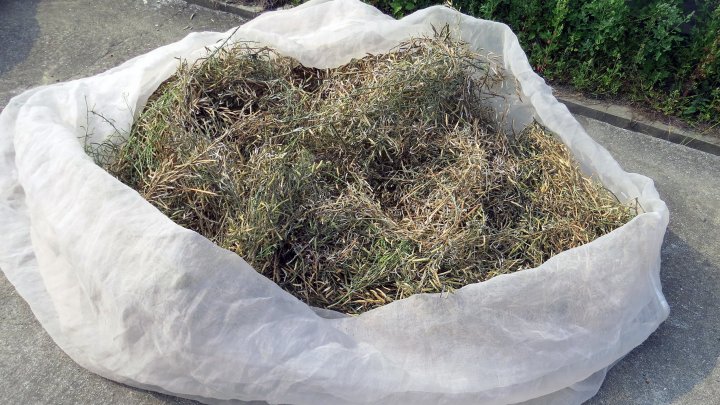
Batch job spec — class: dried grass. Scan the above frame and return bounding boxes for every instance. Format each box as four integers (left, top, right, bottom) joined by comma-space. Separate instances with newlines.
91, 29, 635, 314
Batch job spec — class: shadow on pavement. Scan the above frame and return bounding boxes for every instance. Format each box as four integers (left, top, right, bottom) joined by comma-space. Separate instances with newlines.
588, 229, 720, 404
0, 0, 41, 75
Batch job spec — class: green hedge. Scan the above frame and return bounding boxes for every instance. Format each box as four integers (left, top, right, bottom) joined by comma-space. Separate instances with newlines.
364, 0, 720, 126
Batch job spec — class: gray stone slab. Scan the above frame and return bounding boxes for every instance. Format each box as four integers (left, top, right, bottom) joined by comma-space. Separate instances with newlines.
0, 0, 244, 109
184, 0, 264, 19
558, 95, 720, 156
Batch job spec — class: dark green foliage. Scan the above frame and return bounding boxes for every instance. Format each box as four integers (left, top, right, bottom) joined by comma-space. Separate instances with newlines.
368, 0, 720, 126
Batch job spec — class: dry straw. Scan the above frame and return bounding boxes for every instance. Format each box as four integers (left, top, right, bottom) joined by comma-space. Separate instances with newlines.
92, 28, 635, 314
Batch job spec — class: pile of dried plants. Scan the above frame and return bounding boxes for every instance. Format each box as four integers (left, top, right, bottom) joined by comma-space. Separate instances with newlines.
91, 29, 635, 314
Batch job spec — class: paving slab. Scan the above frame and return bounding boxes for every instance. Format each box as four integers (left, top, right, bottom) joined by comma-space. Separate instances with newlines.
1, 1, 719, 404
183, 0, 265, 19
556, 90, 720, 156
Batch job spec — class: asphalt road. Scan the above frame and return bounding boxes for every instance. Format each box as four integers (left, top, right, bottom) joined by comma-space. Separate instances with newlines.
1, 1, 718, 404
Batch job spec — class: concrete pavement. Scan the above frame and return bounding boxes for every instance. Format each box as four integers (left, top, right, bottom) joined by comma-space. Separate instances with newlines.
1, 1, 718, 404
0, 0, 243, 109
